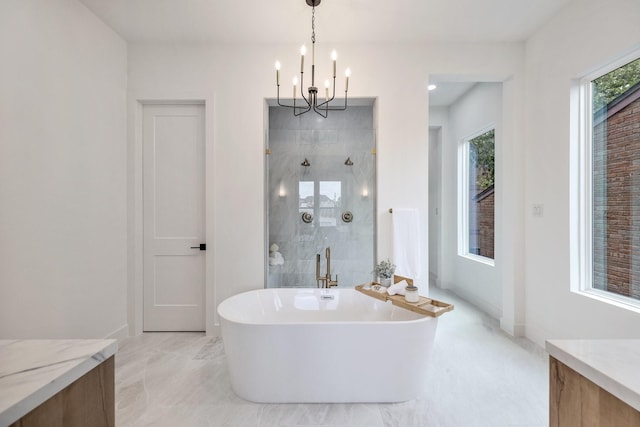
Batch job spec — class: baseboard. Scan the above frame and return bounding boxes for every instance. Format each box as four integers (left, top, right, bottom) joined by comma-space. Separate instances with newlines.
447, 286, 502, 320
105, 324, 129, 344
524, 320, 551, 349
513, 322, 526, 337
428, 272, 441, 288
500, 318, 526, 337
206, 324, 221, 337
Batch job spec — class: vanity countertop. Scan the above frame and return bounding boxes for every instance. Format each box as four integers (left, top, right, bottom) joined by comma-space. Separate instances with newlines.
546, 339, 640, 412
0, 339, 117, 427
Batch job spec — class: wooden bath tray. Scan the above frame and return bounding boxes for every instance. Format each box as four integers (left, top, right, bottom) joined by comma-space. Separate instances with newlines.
355, 276, 454, 318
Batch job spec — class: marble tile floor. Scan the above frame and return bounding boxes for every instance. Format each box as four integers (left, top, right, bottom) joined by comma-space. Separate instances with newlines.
115, 288, 549, 427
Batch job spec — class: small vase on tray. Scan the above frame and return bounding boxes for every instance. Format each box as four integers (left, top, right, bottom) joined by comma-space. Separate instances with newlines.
380, 277, 393, 287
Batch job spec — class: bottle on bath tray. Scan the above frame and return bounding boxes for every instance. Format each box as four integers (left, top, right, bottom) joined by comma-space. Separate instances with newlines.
404, 285, 419, 303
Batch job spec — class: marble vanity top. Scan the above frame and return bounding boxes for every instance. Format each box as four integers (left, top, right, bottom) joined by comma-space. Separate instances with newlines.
0, 339, 117, 426
546, 339, 640, 412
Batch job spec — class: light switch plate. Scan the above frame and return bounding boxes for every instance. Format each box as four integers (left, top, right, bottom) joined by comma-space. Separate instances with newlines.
533, 204, 544, 217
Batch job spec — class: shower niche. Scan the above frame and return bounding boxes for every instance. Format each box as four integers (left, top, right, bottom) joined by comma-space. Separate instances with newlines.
266, 103, 376, 288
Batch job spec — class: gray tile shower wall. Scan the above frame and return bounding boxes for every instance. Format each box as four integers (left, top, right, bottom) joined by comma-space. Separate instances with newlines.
267, 106, 375, 288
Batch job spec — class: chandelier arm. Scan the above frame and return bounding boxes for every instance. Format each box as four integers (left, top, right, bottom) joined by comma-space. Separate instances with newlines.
277, 102, 312, 113
299, 71, 312, 107
276, 84, 287, 107
313, 105, 328, 118
293, 103, 312, 116
277, 83, 313, 112
327, 91, 348, 111
318, 91, 348, 111
311, 91, 328, 118
316, 76, 338, 108
293, 94, 312, 116
277, 101, 312, 112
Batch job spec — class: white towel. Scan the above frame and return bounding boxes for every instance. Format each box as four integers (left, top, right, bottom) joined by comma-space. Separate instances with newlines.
392, 208, 421, 279
387, 279, 408, 296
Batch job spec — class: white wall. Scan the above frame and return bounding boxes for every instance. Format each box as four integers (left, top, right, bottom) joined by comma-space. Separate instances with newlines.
5, 0, 635, 346
126, 42, 525, 333
3, 0, 638, 346
433, 83, 504, 319
0, 0, 128, 339
524, 0, 640, 346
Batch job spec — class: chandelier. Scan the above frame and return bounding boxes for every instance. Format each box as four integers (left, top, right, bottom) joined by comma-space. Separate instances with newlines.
275, 0, 350, 118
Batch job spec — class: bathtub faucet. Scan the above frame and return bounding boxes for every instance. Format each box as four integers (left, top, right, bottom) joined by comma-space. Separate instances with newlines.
316, 247, 338, 288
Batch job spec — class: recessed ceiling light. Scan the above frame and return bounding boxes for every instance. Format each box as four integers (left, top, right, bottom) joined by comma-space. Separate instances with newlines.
428, 84, 437, 91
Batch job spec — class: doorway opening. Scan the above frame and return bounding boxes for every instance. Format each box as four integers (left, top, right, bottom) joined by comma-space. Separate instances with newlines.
428, 78, 504, 319
264, 99, 377, 289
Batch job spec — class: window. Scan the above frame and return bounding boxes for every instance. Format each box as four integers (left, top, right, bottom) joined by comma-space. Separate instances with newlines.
318, 181, 341, 227
298, 181, 314, 218
298, 180, 342, 227
582, 54, 640, 302
460, 127, 495, 261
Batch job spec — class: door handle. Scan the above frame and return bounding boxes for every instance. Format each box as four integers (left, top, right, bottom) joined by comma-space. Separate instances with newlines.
190, 244, 206, 251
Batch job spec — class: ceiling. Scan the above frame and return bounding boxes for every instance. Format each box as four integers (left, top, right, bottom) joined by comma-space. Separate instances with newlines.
77, 0, 571, 107
428, 82, 476, 107
78, 0, 572, 45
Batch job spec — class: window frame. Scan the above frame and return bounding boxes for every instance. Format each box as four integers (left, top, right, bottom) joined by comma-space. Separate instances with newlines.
575, 48, 640, 311
458, 124, 496, 266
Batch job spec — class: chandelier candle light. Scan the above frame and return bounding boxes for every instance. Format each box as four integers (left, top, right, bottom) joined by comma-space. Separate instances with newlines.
275, 0, 350, 118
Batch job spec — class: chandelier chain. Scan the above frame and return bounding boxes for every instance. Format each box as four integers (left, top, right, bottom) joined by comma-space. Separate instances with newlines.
311, 5, 316, 44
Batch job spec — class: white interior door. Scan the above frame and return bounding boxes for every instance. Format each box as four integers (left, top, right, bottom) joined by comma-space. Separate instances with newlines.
143, 103, 205, 331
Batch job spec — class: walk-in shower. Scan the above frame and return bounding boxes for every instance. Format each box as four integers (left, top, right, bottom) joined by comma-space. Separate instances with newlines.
266, 103, 376, 288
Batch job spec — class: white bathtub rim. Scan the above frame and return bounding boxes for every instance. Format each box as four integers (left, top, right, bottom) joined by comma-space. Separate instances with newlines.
217, 288, 434, 326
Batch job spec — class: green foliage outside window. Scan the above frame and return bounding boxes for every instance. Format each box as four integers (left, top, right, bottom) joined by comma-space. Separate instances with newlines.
592, 58, 640, 112
469, 129, 495, 192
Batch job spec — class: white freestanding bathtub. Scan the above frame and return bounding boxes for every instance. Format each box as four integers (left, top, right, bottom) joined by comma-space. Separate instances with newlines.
217, 288, 438, 403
